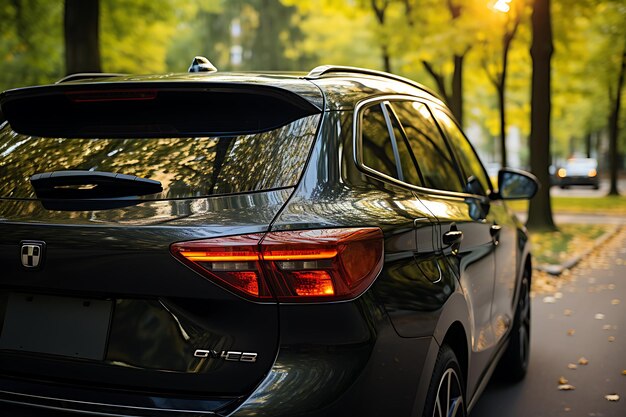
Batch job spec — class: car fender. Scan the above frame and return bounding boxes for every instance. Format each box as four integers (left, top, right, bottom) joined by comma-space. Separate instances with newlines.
409, 290, 471, 417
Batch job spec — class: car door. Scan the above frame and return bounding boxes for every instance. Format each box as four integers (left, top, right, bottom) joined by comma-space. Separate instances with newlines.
432, 106, 518, 346
355, 99, 446, 338
388, 99, 498, 395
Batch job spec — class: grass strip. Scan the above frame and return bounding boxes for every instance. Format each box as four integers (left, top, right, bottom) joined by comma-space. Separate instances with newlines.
529, 223, 611, 266
507, 195, 626, 216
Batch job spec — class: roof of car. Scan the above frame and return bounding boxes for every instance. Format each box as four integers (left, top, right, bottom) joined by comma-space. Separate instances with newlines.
50, 66, 445, 111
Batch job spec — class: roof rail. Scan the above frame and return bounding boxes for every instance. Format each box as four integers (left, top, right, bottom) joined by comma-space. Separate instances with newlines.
56, 73, 127, 84
305, 65, 442, 101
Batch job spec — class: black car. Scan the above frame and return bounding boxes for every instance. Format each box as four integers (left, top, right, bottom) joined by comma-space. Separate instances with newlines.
0, 62, 537, 417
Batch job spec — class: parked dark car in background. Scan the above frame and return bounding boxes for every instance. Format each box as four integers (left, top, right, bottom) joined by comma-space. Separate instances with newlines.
557, 157, 600, 189
0, 61, 537, 417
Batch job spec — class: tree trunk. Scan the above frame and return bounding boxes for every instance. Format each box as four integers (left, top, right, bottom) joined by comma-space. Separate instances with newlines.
527, 0, 556, 232
382, 45, 392, 73
448, 0, 464, 127
64, 0, 101, 75
608, 47, 625, 196
585, 133, 592, 158
422, 60, 450, 104
498, 84, 507, 168
451, 54, 464, 127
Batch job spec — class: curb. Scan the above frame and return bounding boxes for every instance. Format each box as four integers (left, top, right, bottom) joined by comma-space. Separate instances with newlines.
534, 225, 623, 276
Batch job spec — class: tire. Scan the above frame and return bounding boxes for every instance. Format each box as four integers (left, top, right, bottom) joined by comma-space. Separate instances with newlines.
423, 345, 466, 417
498, 268, 531, 382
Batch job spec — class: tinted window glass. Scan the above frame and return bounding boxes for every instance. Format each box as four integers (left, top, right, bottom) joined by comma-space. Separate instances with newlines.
361, 104, 398, 179
433, 108, 490, 196
0, 114, 320, 199
391, 101, 463, 192
386, 104, 423, 187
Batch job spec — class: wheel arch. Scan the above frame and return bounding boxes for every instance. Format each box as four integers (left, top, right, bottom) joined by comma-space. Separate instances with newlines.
441, 321, 469, 391
432, 292, 471, 394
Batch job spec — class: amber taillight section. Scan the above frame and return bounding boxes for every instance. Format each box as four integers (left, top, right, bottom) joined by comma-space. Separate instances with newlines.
170, 228, 384, 302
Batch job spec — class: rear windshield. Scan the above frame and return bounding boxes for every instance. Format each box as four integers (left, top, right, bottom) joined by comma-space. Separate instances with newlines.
0, 114, 320, 199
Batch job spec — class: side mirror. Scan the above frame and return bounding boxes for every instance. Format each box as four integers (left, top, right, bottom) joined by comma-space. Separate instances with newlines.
496, 168, 539, 200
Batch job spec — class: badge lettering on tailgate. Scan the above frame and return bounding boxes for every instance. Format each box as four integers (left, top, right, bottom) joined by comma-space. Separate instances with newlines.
194, 349, 257, 363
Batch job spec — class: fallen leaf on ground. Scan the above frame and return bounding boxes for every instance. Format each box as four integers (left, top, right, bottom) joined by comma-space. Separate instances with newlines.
622, 370, 626, 376
558, 384, 576, 391
555, 292, 563, 299
608, 336, 615, 342
567, 329, 575, 336
578, 357, 589, 365
608, 284, 616, 290
568, 363, 578, 370
603, 325, 612, 330
595, 313, 605, 320
543, 296, 556, 304
605, 394, 619, 401
611, 299, 620, 305
558, 376, 569, 385
564, 309, 573, 316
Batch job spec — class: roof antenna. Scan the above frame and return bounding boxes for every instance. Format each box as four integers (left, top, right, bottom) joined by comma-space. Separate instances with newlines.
188, 56, 218, 73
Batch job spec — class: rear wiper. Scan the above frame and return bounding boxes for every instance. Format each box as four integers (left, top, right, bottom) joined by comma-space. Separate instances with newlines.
30, 170, 162, 199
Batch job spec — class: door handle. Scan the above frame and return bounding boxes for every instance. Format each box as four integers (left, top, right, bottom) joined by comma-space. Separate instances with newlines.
490, 224, 502, 244
442, 230, 463, 246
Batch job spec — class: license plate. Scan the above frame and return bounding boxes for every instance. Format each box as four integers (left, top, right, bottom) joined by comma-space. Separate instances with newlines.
0, 293, 112, 360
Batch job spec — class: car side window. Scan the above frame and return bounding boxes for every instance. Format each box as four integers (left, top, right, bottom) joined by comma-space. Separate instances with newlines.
385, 103, 424, 187
361, 103, 399, 179
390, 101, 464, 193
433, 108, 491, 196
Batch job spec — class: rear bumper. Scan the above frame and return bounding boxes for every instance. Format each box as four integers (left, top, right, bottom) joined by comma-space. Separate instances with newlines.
559, 176, 599, 187
0, 377, 236, 416
0, 296, 440, 417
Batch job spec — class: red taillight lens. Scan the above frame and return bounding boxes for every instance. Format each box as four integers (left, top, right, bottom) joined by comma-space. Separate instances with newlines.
66, 89, 158, 102
170, 228, 384, 302
171, 234, 272, 299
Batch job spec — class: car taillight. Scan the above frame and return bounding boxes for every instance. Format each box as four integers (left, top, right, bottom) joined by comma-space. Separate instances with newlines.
66, 89, 158, 102
170, 228, 384, 302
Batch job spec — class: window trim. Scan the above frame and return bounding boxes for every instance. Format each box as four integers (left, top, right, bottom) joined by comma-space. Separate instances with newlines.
354, 95, 488, 202
429, 104, 495, 195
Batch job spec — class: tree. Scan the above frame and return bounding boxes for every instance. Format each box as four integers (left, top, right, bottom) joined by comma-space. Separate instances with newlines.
608, 44, 625, 196
0, 1, 63, 90
100, 0, 193, 74
418, 0, 470, 126
480, 1, 525, 168
65, 0, 101, 74
595, 1, 626, 196
527, 0, 556, 231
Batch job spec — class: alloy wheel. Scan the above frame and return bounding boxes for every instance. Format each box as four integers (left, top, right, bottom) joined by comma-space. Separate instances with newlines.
433, 368, 466, 417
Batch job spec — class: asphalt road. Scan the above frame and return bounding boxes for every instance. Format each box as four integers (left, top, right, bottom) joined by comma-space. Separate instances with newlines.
471, 228, 626, 417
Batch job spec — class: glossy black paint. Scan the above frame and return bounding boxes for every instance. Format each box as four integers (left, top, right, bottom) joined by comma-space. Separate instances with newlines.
0, 69, 533, 417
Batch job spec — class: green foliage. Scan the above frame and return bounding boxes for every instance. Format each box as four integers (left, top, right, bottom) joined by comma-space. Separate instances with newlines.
0, 1, 64, 91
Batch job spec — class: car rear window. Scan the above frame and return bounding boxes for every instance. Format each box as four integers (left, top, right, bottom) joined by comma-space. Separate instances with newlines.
0, 114, 320, 200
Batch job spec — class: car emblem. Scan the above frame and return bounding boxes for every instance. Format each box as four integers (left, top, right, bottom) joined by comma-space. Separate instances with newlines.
20, 241, 46, 269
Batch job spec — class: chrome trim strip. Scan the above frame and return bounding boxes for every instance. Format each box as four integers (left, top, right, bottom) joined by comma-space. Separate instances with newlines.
0, 390, 219, 416
352, 95, 491, 203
